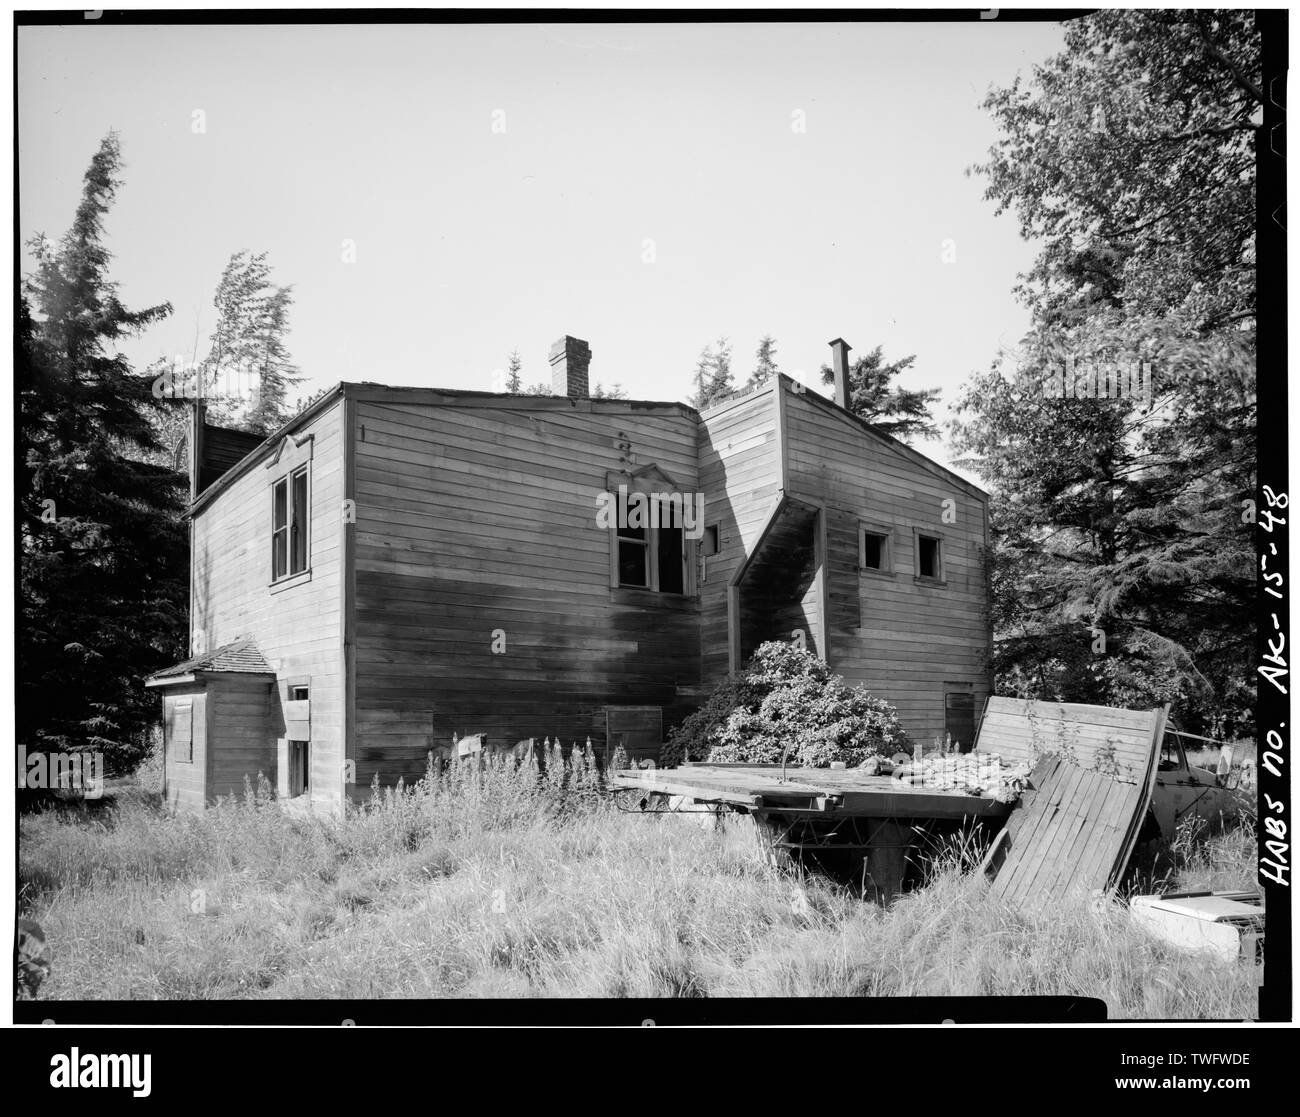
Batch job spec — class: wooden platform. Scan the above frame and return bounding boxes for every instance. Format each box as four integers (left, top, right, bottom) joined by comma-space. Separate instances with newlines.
610, 763, 1011, 820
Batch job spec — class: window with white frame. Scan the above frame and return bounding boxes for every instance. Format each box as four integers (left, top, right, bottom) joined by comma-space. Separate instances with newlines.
272, 464, 310, 581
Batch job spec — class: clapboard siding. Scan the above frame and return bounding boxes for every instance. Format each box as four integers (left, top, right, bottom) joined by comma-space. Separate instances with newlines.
206, 675, 278, 798
782, 381, 991, 746
190, 398, 346, 813
352, 398, 702, 790
162, 686, 206, 813
697, 385, 782, 691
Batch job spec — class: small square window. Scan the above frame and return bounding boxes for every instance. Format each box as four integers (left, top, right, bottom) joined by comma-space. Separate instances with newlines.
918, 535, 943, 580
861, 530, 889, 571
290, 686, 310, 702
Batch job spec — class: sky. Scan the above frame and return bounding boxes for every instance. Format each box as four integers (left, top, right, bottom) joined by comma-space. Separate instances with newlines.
18, 18, 1066, 472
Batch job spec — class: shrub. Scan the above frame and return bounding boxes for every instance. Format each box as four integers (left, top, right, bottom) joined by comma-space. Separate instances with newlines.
663, 641, 908, 767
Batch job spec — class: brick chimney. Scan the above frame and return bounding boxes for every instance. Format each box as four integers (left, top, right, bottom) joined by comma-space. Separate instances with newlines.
549, 336, 591, 398
829, 338, 852, 409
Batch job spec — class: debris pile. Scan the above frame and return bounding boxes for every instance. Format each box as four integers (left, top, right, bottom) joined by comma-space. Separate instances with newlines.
892, 753, 1032, 802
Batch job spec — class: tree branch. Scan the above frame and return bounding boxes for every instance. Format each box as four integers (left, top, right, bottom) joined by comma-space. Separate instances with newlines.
1194, 15, 1264, 105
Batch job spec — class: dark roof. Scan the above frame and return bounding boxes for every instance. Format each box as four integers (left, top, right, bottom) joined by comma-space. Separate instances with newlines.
146, 638, 274, 681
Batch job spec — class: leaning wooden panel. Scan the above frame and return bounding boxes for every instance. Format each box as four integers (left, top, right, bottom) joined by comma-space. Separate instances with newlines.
985, 711, 1161, 909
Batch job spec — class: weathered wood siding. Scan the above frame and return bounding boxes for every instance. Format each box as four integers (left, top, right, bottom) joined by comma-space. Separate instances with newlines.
190, 399, 347, 813
161, 686, 206, 813
782, 381, 991, 746
351, 394, 701, 789
696, 385, 782, 690
206, 675, 278, 799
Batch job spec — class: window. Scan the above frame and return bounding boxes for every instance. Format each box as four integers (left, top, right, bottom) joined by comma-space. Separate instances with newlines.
918, 534, 943, 580
272, 465, 310, 581
606, 467, 695, 596
290, 685, 310, 702
617, 523, 649, 588
703, 524, 720, 557
657, 526, 685, 594
288, 740, 310, 797
617, 521, 685, 593
169, 699, 194, 764
861, 529, 889, 571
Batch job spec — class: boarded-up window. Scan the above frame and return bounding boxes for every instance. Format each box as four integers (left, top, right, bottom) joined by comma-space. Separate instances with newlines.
170, 699, 194, 764
605, 706, 663, 763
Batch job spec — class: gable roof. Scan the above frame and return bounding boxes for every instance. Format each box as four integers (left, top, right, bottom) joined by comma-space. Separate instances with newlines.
145, 638, 274, 685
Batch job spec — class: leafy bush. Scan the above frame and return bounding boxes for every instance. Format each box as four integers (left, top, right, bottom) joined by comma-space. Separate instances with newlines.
663, 641, 908, 767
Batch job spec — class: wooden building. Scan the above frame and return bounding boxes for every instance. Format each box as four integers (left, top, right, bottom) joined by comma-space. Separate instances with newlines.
147, 336, 991, 814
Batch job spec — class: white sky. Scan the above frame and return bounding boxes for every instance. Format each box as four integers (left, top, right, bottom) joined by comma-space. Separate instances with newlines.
18, 19, 1065, 470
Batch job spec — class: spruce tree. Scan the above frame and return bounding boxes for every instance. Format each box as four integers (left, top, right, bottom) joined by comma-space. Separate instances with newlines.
745, 334, 781, 392
690, 337, 735, 410
819, 345, 940, 442
505, 349, 523, 393
201, 250, 302, 434
20, 133, 188, 772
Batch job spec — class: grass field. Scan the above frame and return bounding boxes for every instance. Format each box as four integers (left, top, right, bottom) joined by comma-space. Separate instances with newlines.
18, 749, 1261, 1015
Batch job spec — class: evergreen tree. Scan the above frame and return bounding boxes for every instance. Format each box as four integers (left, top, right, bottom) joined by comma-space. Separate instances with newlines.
744, 334, 781, 392
505, 349, 523, 393
952, 10, 1258, 735
20, 134, 188, 772
201, 251, 302, 434
690, 337, 735, 410
819, 345, 940, 442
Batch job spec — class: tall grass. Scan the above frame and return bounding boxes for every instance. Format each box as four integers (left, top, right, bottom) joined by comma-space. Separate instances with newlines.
18, 748, 1259, 1015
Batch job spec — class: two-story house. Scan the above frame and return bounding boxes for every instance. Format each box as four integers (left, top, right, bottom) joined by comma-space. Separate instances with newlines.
147, 335, 992, 814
